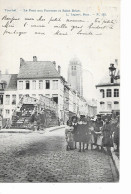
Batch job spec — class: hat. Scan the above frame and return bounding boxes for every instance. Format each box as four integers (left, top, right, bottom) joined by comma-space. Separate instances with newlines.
71, 116, 78, 122
80, 117, 87, 122
96, 114, 101, 117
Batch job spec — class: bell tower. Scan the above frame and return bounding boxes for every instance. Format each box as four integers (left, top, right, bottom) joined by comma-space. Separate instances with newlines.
68, 58, 83, 96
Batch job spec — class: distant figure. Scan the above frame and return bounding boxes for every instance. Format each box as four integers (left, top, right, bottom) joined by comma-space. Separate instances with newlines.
72, 116, 78, 149
0, 114, 2, 130
102, 118, 113, 154
65, 120, 74, 150
5, 118, 11, 129
93, 115, 103, 150
113, 116, 120, 152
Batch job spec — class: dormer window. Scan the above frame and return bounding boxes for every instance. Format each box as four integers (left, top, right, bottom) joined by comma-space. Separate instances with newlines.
0, 81, 7, 90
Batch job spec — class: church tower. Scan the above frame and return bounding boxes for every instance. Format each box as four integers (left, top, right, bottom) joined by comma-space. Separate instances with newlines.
68, 58, 83, 96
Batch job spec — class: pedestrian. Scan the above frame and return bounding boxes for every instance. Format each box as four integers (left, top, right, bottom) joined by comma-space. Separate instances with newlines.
72, 116, 78, 149
102, 118, 113, 154
76, 117, 91, 152
0, 114, 2, 130
93, 115, 103, 150
65, 120, 74, 150
85, 118, 92, 150
37, 113, 41, 131
90, 118, 96, 150
113, 116, 120, 152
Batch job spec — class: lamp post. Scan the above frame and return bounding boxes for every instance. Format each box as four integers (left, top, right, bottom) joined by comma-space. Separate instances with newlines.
109, 63, 120, 83
109, 63, 117, 83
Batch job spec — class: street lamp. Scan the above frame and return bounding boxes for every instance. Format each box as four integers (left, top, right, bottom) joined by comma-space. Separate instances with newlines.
109, 63, 116, 77
109, 63, 116, 83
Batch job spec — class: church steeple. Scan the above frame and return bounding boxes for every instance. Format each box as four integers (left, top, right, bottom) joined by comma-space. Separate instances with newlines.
68, 58, 83, 96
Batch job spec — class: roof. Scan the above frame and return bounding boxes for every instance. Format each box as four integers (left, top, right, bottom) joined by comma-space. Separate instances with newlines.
17, 60, 61, 79
96, 70, 120, 87
6, 74, 17, 90
0, 74, 11, 85
0, 74, 17, 91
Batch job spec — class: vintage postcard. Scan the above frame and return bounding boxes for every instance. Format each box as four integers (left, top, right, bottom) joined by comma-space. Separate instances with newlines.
0, 0, 120, 183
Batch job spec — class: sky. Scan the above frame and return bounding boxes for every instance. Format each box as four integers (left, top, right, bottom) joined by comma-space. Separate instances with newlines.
0, 0, 120, 99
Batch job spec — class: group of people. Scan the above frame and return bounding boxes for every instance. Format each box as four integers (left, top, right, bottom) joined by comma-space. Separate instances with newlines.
65, 114, 120, 154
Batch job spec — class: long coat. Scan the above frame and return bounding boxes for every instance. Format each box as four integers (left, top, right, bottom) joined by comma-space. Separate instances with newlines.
74, 123, 91, 143
102, 123, 113, 147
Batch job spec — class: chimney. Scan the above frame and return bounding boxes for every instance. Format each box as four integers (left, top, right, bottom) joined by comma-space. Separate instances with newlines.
33, 56, 37, 62
53, 61, 56, 68
20, 58, 25, 67
58, 65, 61, 74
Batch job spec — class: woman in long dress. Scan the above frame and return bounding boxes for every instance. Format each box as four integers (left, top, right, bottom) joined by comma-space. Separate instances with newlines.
65, 120, 74, 150
102, 118, 113, 154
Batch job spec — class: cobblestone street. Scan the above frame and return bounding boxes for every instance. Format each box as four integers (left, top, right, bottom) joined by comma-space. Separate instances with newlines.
0, 127, 118, 183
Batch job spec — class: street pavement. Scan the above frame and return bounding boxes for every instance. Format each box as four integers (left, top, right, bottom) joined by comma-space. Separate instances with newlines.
0, 127, 119, 183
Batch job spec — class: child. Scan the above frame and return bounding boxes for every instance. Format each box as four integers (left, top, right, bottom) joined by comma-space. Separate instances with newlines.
65, 120, 74, 150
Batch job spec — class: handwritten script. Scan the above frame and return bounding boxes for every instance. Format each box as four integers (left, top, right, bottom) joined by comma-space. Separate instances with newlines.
1, 9, 119, 37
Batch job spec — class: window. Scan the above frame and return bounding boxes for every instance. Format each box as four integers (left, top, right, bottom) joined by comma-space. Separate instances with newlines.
6, 109, 10, 115
32, 80, 36, 90
72, 66, 76, 70
26, 81, 30, 89
114, 89, 119, 97
5, 95, 10, 105
52, 94, 58, 104
114, 101, 119, 109
39, 80, 43, 89
18, 81, 23, 90
12, 95, 16, 105
100, 89, 105, 98
71, 66, 77, 76
0, 95, 3, 104
45, 80, 50, 89
53, 80, 58, 90
106, 89, 112, 97
107, 102, 112, 110
100, 101, 105, 110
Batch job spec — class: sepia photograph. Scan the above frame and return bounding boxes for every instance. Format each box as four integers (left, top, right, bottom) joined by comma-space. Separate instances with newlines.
0, 0, 120, 183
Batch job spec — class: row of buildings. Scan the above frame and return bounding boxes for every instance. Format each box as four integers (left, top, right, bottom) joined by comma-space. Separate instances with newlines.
0, 56, 97, 124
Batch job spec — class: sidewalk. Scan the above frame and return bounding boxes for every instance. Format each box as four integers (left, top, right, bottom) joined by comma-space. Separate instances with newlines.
0, 125, 65, 134
111, 148, 119, 176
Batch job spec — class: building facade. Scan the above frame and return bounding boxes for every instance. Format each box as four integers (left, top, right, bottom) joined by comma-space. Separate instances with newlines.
96, 71, 120, 116
0, 56, 97, 122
